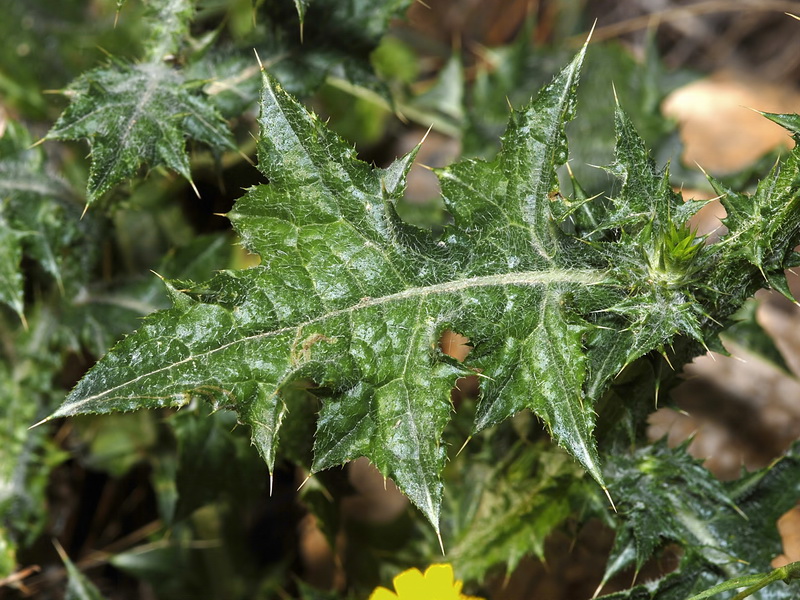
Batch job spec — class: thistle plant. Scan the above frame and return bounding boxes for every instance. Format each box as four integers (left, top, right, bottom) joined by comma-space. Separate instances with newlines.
2, 2, 800, 598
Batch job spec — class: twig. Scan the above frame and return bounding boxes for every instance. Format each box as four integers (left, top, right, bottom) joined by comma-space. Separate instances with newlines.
568, 0, 800, 45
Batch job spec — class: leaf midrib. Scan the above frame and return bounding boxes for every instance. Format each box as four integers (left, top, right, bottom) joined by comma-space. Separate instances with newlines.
522, 55, 581, 263
57, 267, 609, 413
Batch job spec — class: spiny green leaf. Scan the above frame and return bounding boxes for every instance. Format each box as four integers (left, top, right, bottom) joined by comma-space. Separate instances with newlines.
437, 47, 610, 487
446, 440, 593, 581
46, 45, 800, 534
46, 60, 235, 205
292, 0, 311, 24
47, 44, 591, 530
598, 442, 800, 599
581, 105, 710, 400
601, 441, 743, 584
703, 142, 800, 303
45, 0, 235, 206
720, 298, 793, 376
0, 120, 89, 306
760, 111, 800, 141
464, 32, 680, 194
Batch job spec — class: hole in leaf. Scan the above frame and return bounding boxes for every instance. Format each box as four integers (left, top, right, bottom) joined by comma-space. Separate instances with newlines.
439, 330, 479, 408
439, 329, 471, 361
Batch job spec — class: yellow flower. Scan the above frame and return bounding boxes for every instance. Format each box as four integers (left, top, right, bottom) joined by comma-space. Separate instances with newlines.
368, 564, 484, 600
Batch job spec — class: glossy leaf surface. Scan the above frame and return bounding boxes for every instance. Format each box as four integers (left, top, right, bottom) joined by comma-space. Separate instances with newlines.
46, 61, 235, 205
47, 43, 800, 533
44, 0, 235, 205
599, 442, 800, 599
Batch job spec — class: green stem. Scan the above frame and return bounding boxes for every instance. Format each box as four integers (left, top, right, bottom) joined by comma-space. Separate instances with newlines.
324, 75, 463, 139
732, 561, 800, 600
687, 561, 800, 600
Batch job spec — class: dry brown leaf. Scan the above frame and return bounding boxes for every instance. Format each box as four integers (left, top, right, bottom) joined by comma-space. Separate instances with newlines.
662, 71, 800, 174
772, 506, 800, 568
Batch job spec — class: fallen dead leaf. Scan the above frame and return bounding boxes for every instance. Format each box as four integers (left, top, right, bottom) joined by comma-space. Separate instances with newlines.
662, 71, 799, 174
772, 506, 800, 568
